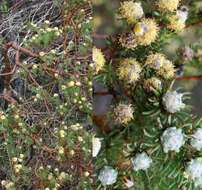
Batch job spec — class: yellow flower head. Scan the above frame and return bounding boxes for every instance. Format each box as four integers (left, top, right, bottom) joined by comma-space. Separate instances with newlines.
144, 77, 162, 92
157, 60, 175, 79
93, 47, 105, 74
145, 53, 165, 70
157, 0, 181, 12
119, 32, 137, 49
113, 103, 134, 125
118, 58, 142, 84
120, 1, 144, 24
133, 19, 159, 46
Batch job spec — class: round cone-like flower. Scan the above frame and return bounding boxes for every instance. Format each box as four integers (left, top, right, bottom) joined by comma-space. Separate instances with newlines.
157, 60, 175, 79
182, 46, 194, 61
133, 18, 159, 46
98, 166, 118, 186
161, 127, 185, 153
145, 53, 166, 70
186, 158, 202, 188
119, 32, 137, 49
157, 0, 181, 12
93, 47, 105, 74
119, 1, 144, 24
144, 77, 162, 92
118, 58, 142, 84
113, 103, 134, 125
162, 91, 184, 113
131, 152, 152, 171
191, 128, 202, 151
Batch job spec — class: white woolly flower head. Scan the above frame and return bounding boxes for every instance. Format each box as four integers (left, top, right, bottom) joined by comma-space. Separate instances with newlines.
191, 128, 202, 151
131, 152, 152, 171
98, 166, 118, 186
120, 1, 144, 24
162, 91, 185, 113
92, 136, 102, 157
186, 158, 202, 187
177, 6, 189, 23
161, 127, 185, 153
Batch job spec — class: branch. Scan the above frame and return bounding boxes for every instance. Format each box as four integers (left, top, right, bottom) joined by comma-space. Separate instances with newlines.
176, 75, 202, 81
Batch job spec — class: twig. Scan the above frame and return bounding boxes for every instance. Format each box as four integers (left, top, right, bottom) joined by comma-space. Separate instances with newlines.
176, 75, 202, 81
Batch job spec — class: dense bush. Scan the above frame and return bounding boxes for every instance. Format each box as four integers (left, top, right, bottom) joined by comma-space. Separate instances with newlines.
0, 0, 92, 189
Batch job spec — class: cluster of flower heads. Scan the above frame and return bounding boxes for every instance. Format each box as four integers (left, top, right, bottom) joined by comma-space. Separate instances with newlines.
160, 91, 202, 187
119, 1, 153, 46
97, 89, 202, 187
119, 0, 188, 48
117, 53, 175, 88
157, 0, 189, 31
146, 53, 176, 79
119, 1, 159, 46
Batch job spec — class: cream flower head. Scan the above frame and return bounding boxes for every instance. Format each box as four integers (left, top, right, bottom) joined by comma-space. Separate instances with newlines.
93, 47, 105, 74
119, 1, 144, 24
144, 77, 162, 92
157, 0, 181, 12
157, 60, 175, 79
119, 32, 137, 49
133, 19, 159, 46
118, 58, 142, 84
145, 53, 166, 70
113, 103, 134, 125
